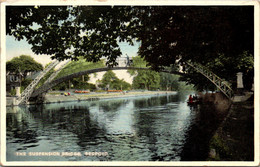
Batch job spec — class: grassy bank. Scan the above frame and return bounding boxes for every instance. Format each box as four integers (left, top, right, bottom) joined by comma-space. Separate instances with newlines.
208, 100, 254, 161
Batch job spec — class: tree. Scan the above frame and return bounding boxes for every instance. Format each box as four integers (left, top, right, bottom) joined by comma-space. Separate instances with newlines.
128, 56, 160, 90
100, 70, 131, 90
132, 70, 160, 90
7, 6, 254, 90
6, 6, 133, 66
179, 51, 254, 91
6, 55, 43, 79
159, 73, 179, 91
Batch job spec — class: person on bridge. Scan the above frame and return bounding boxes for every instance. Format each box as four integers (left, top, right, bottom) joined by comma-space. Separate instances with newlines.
126, 54, 130, 66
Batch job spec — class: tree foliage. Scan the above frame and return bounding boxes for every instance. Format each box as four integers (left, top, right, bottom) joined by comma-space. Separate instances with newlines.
180, 51, 254, 91
55, 58, 105, 79
52, 58, 105, 90
132, 70, 160, 90
159, 73, 179, 91
6, 6, 254, 90
99, 70, 131, 90
6, 55, 43, 78
127, 56, 148, 75
128, 56, 160, 90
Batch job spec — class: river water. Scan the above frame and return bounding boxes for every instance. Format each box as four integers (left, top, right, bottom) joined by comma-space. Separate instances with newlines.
6, 92, 226, 161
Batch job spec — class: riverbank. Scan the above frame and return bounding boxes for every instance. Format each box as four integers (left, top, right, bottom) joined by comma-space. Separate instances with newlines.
180, 92, 255, 161
180, 93, 231, 160
44, 91, 176, 104
6, 91, 177, 106
208, 96, 254, 161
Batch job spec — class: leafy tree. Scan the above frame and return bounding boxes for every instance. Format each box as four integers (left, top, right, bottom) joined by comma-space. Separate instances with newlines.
100, 70, 131, 90
55, 58, 105, 79
132, 70, 160, 90
6, 55, 43, 79
159, 73, 179, 91
7, 6, 254, 90
127, 56, 147, 75
21, 78, 33, 93
101, 70, 117, 88
179, 72, 216, 92
6, 6, 132, 66
71, 75, 91, 89
128, 56, 160, 90
7, 6, 253, 64
180, 51, 254, 91
212, 51, 253, 90
52, 75, 96, 91
52, 58, 105, 90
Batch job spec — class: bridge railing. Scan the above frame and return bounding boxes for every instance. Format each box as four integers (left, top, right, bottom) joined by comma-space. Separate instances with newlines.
186, 62, 233, 99
105, 57, 234, 99
105, 57, 133, 67
16, 60, 60, 105
44, 60, 71, 84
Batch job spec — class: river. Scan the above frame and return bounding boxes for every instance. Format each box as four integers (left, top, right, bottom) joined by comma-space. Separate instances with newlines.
6, 92, 227, 161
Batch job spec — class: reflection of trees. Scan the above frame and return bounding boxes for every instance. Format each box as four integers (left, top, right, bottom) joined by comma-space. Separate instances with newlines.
7, 93, 203, 160
97, 99, 131, 122
131, 94, 189, 161
180, 104, 228, 160
7, 107, 39, 150
134, 97, 159, 108
27, 105, 108, 149
133, 95, 179, 109
98, 99, 129, 112
7, 99, 131, 152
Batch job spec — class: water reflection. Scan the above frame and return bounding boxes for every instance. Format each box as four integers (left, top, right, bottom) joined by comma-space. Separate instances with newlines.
180, 103, 228, 161
6, 92, 224, 161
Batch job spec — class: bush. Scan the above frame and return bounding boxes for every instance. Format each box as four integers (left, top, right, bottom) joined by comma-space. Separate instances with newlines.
10, 89, 16, 96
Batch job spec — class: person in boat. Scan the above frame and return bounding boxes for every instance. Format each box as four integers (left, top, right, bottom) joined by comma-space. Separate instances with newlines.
188, 95, 193, 103
193, 95, 198, 101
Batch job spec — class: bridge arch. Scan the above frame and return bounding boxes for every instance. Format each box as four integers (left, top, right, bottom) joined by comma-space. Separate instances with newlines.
31, 66, 184, 98
29, 59, 233, 101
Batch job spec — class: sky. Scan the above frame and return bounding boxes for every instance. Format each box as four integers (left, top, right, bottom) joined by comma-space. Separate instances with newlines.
6, 34, 139, 84
6, 35, 140, 66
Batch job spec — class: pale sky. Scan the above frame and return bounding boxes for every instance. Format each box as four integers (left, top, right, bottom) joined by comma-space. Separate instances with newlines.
6, 35, 139, 84
6, 35, 140, 66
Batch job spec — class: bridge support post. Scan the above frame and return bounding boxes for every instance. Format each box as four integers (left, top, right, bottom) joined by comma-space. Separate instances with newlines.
15, 86, 21, 97
251, 83, 254, 91
12, 97, 18, 106
236, 72, 244, 94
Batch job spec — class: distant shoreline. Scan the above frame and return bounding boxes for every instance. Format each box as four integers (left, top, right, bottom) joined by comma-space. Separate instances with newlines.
6, 91, 178, 106
43, 91, 177, 104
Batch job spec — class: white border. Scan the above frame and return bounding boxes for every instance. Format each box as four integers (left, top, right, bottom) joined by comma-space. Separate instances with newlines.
0, 2, 7, 167
254, 0, 260, 166
1, 0, 259, 166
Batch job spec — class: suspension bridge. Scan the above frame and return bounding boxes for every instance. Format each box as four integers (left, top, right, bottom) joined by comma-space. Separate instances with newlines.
14, 57, 234, 105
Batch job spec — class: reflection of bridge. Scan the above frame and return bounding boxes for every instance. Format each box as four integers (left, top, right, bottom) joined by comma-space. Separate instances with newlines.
16, 57, 233, 105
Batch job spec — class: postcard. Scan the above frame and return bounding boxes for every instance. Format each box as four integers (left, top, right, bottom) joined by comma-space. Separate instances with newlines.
1, 0, 259, 166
